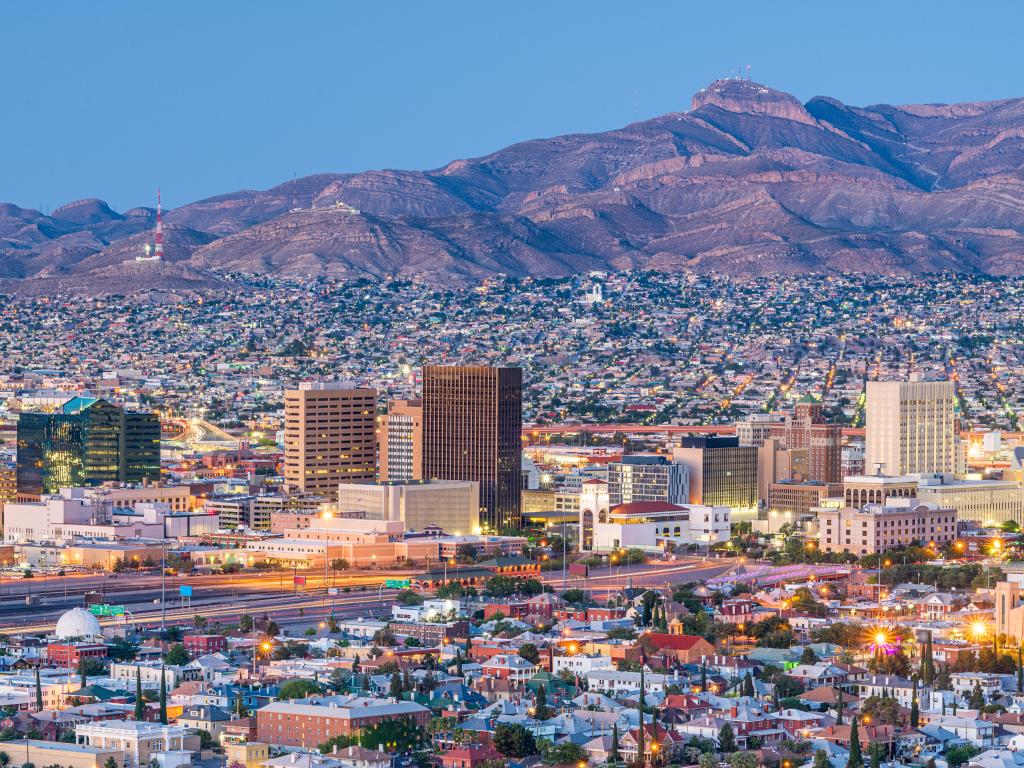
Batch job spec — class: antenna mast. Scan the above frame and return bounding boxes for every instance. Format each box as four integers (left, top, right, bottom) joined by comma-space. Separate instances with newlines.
154, 189, 164, 261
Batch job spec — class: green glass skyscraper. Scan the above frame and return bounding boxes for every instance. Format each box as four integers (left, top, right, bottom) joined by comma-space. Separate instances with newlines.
16, 397, 160, 496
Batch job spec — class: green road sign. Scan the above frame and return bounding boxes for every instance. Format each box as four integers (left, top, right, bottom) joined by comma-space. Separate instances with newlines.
88, 604, 126, 617
384, 578, 411, 589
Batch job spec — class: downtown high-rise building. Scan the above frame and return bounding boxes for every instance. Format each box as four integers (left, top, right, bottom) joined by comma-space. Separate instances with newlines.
16, 397, 160, 496
673, 436, 757, 517
768, 395, 842, 483
283, 382, 377, 500
422, 365, 522, 531
864, 377, 956, 476
378, 399, 423, 482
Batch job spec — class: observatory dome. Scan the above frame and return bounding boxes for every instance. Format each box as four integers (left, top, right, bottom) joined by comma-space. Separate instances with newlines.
55, 607, 103, 640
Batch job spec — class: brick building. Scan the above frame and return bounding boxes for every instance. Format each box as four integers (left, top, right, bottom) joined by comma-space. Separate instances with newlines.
256, 697, 430, 748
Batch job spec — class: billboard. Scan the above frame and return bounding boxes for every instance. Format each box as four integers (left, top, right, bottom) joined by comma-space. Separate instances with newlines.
179, 585, 193, 597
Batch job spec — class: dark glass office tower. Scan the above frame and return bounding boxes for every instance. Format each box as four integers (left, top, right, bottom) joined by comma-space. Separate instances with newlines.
16, 397, 161, 495
422, 366, 522, 532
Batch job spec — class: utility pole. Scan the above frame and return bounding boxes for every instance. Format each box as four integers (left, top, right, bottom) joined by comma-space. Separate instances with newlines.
160, 539, 167, 631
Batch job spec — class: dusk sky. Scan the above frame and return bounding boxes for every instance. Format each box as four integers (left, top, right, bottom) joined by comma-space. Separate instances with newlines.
3, 1, 1022, 211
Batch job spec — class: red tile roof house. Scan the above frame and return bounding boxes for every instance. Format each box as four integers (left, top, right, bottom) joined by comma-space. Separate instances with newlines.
662, 694, 712, 722
441, 743, 504, 768
639, 633, 716, 664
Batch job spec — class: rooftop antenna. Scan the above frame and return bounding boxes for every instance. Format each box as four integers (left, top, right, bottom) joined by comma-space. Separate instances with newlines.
153, 189, 164, 261
746, 64, 752, 81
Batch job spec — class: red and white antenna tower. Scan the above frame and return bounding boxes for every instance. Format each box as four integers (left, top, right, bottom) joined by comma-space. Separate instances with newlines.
154, 189, 164, 260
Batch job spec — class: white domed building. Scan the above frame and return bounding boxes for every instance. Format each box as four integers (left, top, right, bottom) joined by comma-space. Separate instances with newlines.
55, 607, 103, 640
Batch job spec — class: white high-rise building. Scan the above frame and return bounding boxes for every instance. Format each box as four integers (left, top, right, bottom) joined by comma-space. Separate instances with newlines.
865, 377, 956, 477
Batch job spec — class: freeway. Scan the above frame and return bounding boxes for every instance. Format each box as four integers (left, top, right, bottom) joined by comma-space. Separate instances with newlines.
0, 569, 411, 636
541, 556, 734, 598
0, 557, 734, 637
6, 589, 397, 636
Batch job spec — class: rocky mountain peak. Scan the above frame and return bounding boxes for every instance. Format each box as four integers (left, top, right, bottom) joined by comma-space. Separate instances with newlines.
691, 78, 817, 126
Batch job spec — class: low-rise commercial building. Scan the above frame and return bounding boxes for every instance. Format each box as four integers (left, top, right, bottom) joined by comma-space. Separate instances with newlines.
5, 739, 124, 768
75, 721, 193, 768
256, 696, 429, 748
336, 479, 480, 535
818, 498, 957, 556
916, 474, 1024, 526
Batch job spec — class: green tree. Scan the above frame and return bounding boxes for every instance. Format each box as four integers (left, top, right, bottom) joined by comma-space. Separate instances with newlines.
718, 722, 737, 753
730, 753, 758, 768
158, 667, 167, 725
278, 679, 321, 700
609, 723, 620, 765
699, 755, 719, 768
543, 741, 586, 765
860, 695, 901, 725
869, 744, 881, 768
910, 678, 919, 728
969, 681, 985, 710
318, 735, 358, 754
800, 646, 819, 665
493, 723, 537, 758
359, 717, 425, 752
835, 685, 844, 725
134, 669, 145, 720
813, 750, 831, 768
946, 745, 981, 768
395, 590, 424, 606
104, 758, 118, 768
34, 668, 41, 712
534, 683, 551, 720
389, 672, 403, 699
846, 716, 862, 768
519, 643, 541, 665
1018, 646, 1023, 694
163, 644, 190, 666
742, 672, 755, 698
921, 632, 934, 684
238, 614, 254, 633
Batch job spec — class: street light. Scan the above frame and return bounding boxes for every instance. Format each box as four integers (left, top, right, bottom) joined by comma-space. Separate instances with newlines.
321, 510, 333, 620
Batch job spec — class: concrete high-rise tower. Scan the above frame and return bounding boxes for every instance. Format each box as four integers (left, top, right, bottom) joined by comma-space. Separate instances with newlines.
865, 377, 956, 476
378, 399, 423, 482
283, 382, 377, 500
422, 366, 522, 531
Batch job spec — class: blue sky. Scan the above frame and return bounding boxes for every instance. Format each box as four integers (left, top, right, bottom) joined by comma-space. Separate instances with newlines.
2, 1, 1021, 211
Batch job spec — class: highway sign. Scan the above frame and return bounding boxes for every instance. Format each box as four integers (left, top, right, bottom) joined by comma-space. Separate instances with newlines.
294, 575, 307, 586
328, 587, 339, 595
384, 578, 411, 589
88, 604, 126, 617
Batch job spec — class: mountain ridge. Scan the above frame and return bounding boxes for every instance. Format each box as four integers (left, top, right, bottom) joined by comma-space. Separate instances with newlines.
4, 79, 1024, 293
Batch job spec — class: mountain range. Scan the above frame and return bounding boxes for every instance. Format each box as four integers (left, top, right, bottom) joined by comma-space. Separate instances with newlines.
5, 78, 1024, 294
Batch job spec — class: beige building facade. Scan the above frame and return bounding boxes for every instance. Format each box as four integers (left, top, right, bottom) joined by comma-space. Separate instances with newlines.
336, 479, 479, 534
818, 498, 957, 556
865, 378, 956, 476
284, 383, 377, 500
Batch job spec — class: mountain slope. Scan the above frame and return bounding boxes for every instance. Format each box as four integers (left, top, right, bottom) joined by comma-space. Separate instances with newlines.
5, 78, 1024, 291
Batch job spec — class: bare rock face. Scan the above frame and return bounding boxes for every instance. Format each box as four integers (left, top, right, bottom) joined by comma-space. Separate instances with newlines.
5, 79, 1024, 291
691, 79, 818, 126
